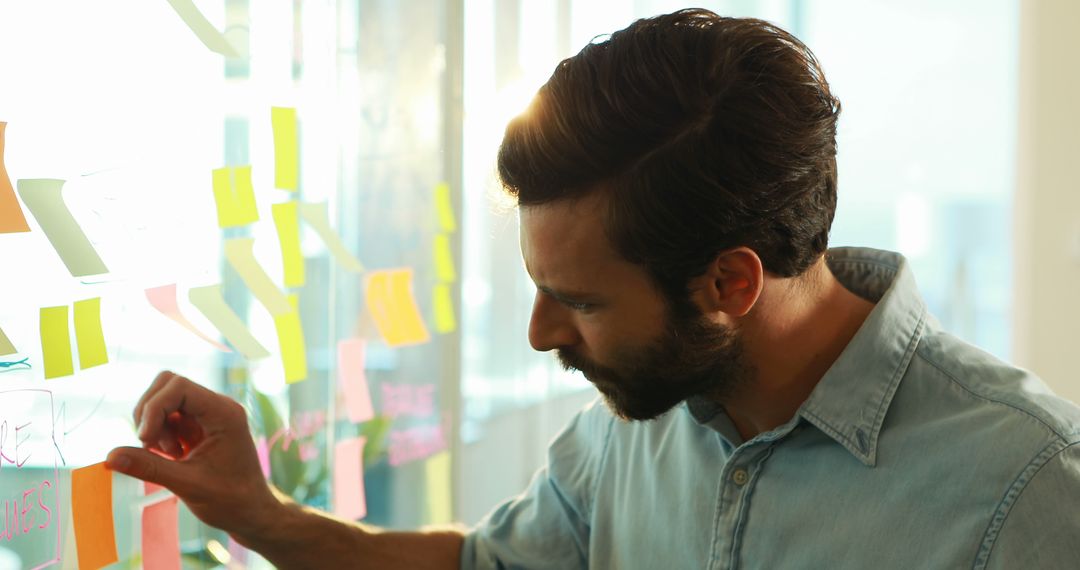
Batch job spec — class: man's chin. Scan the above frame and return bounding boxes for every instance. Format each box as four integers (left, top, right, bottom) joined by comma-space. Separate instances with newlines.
596, 388, 682, 422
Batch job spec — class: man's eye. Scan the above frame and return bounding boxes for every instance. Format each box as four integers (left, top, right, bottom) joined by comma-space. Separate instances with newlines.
565, 301, 593, 312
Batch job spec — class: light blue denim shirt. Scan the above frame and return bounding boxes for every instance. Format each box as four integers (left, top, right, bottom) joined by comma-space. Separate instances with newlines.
461, 247, 1080, 569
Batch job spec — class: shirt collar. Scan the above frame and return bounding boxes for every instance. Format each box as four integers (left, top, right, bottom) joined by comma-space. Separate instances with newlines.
796, 247, 927, 467
685, 248, 927, 467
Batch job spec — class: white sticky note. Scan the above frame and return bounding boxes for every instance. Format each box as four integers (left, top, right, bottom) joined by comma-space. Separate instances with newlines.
224, 238, 293, 316
299, 202, 364, 272
17, 179, 109, 277
188, 284, 270, 359
165, 0, 240, 57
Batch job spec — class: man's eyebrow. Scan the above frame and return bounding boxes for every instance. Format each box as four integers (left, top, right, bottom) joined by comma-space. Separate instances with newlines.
537, 284, 596, 302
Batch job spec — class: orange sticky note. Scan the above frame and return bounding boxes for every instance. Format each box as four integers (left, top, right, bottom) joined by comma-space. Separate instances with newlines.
0, 122, 30, 233
333, 437, 368, 521
72, 462, 118, 570
143, 496, 181, 570
338, 338, 374, 423
365, 269, 430, 347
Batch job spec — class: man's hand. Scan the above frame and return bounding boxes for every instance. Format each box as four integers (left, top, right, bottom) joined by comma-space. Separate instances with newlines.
106, 371, 282, 540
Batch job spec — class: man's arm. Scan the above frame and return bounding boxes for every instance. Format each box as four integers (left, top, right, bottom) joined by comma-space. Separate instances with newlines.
106, 371, 463, 569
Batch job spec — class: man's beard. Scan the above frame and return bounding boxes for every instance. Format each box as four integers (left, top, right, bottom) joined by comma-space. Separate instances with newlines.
557, 304, 752, 421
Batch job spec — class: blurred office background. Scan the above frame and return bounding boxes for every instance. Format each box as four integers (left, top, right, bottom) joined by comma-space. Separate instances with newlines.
0, 1, 1077, 567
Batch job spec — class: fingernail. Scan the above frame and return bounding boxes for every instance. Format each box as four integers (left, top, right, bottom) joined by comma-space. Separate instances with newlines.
111, 455, 131, 470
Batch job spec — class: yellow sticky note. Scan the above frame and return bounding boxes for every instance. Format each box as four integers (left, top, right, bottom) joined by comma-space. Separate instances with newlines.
73, 297, 108, 370
433, 233, 456, 283
0, 122, 31, 234
271, 107, 299, 191
433, 284, 456, 334
212, 166, 259, 228
0, 324, 15, 356
189, 284, 270, 359
165, 0, 239, 57
365, 269, 430, 347
224, 237, 293, 315
273, 201, 305, 288
298, 202, 364, 272
434, 182, 456, 233
17, 179, 109, 277
274, 294, 308, 383
40, 305, 73, 379
425, 451, 452, 525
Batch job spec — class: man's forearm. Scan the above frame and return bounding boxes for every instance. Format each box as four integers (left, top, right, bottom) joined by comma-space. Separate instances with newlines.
234, 488, 465, 569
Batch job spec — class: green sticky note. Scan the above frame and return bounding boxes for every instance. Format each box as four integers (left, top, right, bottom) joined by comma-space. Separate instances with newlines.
271, 107, 299, 191
73, 297, 108, 370
433, 233, 456, 283
0, 324, 15, 356
273, 201, 305, 288
40, 306, 74, 379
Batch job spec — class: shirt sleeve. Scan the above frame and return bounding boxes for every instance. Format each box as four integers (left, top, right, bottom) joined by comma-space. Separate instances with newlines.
981, 441, 1080, 568
460, 399, 614, 570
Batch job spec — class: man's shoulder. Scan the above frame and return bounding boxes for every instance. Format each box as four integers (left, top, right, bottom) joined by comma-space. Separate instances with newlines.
909, 329, 1080, 445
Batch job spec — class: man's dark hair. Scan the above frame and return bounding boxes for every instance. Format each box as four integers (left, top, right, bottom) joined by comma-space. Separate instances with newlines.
497, 9, 841, 305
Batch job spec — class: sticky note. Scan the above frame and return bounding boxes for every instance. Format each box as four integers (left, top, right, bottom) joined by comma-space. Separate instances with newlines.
17, 179, 109, 277
255, 436, 271, 479
40, 306, 73, 379
73, 297, 108, 370
146, 284, 231, 352
365, 269, 430, 347
0, 324, 15, 356
224, 237, 293, 315
165, 0, 239, 57
333, 437, 368, 521
212, 166, 259, 228
432, 284, 457, 334
0, 122, 30, 233
144, 481, 166, 497
433, 233, 456, 282
434, 182, 456, 233
142, 496, 181, 570
72, 462, 118, 570
299, 202, 364, 272
273, 201, 305, 288
189, 284, 270, 359
425, 451, 452, 525
273, 294, 307, 383
271, 107, 299, 191
338, 338, 374, 423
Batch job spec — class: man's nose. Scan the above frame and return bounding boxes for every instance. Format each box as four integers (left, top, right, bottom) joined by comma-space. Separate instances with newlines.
527, 292, 580, 352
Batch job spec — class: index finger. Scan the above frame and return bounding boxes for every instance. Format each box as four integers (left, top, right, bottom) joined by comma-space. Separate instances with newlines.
137, 374, 225, 443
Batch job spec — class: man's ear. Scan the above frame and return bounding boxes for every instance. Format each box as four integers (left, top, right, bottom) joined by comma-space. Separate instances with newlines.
687, 247, 764, 318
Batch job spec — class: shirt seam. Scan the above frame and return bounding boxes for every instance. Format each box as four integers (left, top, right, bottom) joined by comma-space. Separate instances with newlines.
914, 347, 1078, 440
972, 440, 1076, 569
588, 413, 617, 519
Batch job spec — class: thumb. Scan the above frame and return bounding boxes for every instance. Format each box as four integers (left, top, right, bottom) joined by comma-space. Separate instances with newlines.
106, 446, 191, 494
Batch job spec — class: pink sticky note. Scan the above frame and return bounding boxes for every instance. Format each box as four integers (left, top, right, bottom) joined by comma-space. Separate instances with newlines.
144, 481, 166, 497
146, 284, 232, 352
333, 437, 367, 521
255, 436, 271, 479
142, 496, 181, 570
338, 338, 374, 423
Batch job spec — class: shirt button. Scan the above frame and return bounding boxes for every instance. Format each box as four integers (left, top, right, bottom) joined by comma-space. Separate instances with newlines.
732, 468, 749, 486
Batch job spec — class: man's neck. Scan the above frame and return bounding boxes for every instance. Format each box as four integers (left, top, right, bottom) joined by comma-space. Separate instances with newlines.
722, 260, 876, 441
